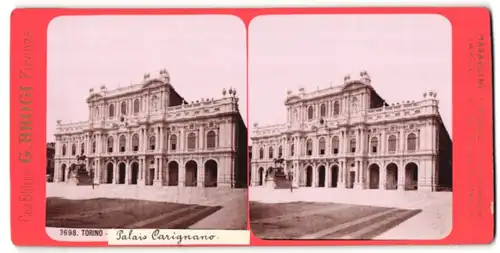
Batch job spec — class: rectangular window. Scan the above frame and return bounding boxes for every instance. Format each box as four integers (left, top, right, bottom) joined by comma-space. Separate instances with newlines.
171, 143, 176, 150
333, 148, 338, 154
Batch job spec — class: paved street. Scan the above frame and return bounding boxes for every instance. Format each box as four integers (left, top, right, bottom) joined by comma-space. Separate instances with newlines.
250, 187, 452, 240
46, 183, 248, 230
250, 201, 421, 240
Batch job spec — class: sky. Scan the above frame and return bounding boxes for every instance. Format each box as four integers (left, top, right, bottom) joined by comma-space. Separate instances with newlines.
248, 14, 452, 144
47, 15, 246, 141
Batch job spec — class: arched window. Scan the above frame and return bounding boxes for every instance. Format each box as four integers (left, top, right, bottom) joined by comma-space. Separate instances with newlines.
187, 133, 196, 150
92, 141, 96, 153
133, 99, 140, 114
350, 138, 356, 153
108, 104, 115, 118
306, 139, 313, 156
331, 136, 339, 154
371, 137, 378, 153
407, 133, 417, 151
71, 144, 76, 156
320, 104, 326, 117
307, 106, 314, 120
259, 147, 264, 159
333, 101, 340, 116
268, 147, 274, 159
206, 131, 216, 148
119, 135, 126, 152
388, 135, 397, 152
278, 145, 283, 158
149, 135, 156, 150
132, 134, 139, 152
80, 142, 85, 155
62, 144, 66, 156
319, 137, 326, 155
121, 101, 127, 115
170, 134, 177, 150
107, 136, 114, 153
290, 144, 295, 156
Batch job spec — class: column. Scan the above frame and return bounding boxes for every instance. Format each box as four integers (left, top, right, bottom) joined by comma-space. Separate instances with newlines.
295, 137, 300, 157
197, 160, 204, 188
354, 160, 362, 189
85, 135, 89, 155
399, 129, 405, 152
113, 159, 118, 184
283, 139, 288, 159
199, 124, 204, 150
155, 127, 160, 151
85, 159, 89, 173
336, 162, 343, 188
142, 128, 148, 152
53, 160, 60, 183
339, 133, 344, 155
325, 163, 331, 187
95, 159, 101, 184
381, 131, 386, 153
153, 157, 160, 185
250, 164, 255, 186
312, 165, 317, 187
141, 158, 146, 182
127, 131, 131, 153
159, 127, 164, 151
114, 134, 119, 154
398, 161, 405, 191
125, 161, 130, 184
339, 161, 344, 185
179, 162, 186, 187
96, 134, 101, 154
379, 162, 386, 190
344, 132, 349, 154
420, 123, 428, 151
179, 129, 185, 151
431, 123, 437, 152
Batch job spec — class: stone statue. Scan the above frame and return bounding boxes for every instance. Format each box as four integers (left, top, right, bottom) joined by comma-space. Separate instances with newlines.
151, 95, 159, 110
351, 97, 358, 113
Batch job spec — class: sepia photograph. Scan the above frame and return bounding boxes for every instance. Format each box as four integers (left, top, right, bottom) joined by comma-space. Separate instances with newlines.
248, 14, 453, 240
45, 15, 248, 237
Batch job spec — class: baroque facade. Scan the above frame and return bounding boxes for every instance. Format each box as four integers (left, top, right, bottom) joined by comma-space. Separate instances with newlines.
53, 69, 247, 188
250, 71, 452, 191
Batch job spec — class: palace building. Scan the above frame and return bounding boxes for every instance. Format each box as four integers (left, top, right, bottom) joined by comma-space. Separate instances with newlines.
250, 71, 452, 191
53, 69, 247, 188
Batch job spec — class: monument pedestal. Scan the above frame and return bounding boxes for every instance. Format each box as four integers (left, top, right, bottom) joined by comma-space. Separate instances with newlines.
265, 178, 276, 188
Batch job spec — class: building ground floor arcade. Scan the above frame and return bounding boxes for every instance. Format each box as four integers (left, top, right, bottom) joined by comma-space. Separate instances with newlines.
250, 156, 441, 191
54, 154, 238, 188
